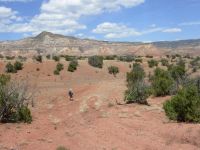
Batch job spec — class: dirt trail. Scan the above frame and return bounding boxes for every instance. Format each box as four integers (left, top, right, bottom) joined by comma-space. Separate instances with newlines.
0, 60, 200, 150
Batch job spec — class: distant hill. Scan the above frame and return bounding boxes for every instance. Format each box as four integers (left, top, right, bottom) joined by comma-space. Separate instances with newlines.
0, 31, 200, 56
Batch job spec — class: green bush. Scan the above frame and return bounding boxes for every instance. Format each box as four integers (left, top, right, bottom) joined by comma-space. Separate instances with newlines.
68, 60, 78, 72
0, 74, 32, 123
5, 56, 15, 60
56, 146, 69, 150
14, 61, 23, 70
88, 56, 103, 68
104, 55, 116, 60
163, 84, 200, 123
126, 63, 145, 86
146, 55, 153, 58
18, 106, 32, 123
108, 66, 119, 76
148, 59, 158, 68
135, 58, 143, 63
56, 63, 64, 72
160, 58, 169, 66
125, 63, 149, 105
5, 62, 16, 73
65, 55, 76, 61
54, 69, 60, 75
151, 68, 174, 96
53, 56, 60, 62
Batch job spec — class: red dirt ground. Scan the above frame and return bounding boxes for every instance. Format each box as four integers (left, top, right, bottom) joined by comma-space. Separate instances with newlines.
0, 59, 200, 150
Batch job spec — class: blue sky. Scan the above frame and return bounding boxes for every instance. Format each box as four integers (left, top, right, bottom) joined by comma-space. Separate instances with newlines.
0, 0, 200, 42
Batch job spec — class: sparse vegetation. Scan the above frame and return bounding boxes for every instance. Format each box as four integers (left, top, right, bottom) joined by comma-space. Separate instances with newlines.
104, 55, 116, 60
160, 58, 169, 66
125, 63, 150, 105
135, 58, 143, 63
68, 60, 78, 72
54, 69, 60, 75
118, 55, 135, 62
5, 62, 16, 73
56, 146, 69, 150
65, 55, 76, 61
53, 56, 60, 62
5, 56, 15, 60
0, 74, 33, 123
88, 55, 103, 68
148, 59, 158, 68
108, 66, 119, 76
14, 61, 23, 71
56, 63, 64, 71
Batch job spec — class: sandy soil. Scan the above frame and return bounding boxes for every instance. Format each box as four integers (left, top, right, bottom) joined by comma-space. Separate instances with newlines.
0, 59, 200, 150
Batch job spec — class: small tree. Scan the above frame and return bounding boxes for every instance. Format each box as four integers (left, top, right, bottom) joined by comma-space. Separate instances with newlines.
88, 56, 103, 68
163, 84, 200, 123
125, 63, 150, 105
108, 66, 119, 76
68, 60, 78, 72
148, 59, 158, 68
151, 68, 174, 96
14, 61, 23, 71
0, 74, 33, 123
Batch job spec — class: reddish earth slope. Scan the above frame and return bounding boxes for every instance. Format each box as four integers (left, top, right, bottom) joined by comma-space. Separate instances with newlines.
0, 60, 200, 150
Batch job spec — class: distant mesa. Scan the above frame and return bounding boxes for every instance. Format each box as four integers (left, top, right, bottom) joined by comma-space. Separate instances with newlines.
0, 31, 200, 56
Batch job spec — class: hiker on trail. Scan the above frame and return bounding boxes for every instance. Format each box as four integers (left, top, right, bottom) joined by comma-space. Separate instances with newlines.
68, 88, 74, 101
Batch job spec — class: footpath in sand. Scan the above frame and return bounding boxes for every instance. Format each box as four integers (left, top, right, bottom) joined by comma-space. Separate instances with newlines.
0, 60, 200, 150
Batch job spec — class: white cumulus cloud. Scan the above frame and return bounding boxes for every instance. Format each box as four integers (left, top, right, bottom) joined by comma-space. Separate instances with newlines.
93, 22, 141, 39
0, 0, 145, 35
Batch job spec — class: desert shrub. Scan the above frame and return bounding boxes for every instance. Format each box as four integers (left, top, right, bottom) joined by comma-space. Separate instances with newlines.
148, 59, 158, 68
104, 55, 116, 60
126, 63, 145, 86
56, 63, 64, 72
118, 55, 135, 62
68, 60, 78, 72
151, 68, 174, 96
163, 84, 200, 123
135, 58, 143, 63
53, 56, 60, 62
161, 58, 169, 66
34, 55, 42, 63
5, 62, 16, 73
14, 61, 23, 70
54, 69, 60, 75
168, 60, 186, 89
65, 55, 76, 61
46, 54, 51, 59
5, 56, 15, 60
146, 55, 153, 58
108, 66, 119, 76
88, 55, 103, 68
0, 74, 33, 123
125, 63, 149, 105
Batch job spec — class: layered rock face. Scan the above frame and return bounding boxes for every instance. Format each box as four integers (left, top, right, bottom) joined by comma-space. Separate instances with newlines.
0, 31, 200, 56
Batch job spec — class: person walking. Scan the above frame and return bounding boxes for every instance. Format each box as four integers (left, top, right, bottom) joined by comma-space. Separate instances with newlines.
68, 88, 74, 101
